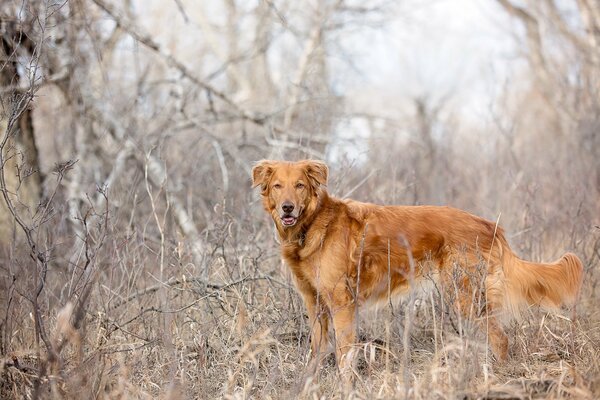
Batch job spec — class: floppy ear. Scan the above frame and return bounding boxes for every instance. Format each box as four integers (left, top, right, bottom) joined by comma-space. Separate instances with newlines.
252, 160, 276, 192
302, 160, 328, 188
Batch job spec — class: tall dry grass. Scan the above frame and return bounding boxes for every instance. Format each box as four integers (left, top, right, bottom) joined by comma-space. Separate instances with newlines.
1, 158, 598, 399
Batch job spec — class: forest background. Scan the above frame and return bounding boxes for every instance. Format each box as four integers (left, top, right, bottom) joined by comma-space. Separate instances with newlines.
1, 0, 599, 398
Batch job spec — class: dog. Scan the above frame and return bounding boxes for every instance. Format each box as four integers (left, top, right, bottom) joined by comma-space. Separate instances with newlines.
252, 159, 583, 368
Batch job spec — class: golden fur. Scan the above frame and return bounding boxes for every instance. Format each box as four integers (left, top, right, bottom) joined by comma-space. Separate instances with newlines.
252, 159, 583, 366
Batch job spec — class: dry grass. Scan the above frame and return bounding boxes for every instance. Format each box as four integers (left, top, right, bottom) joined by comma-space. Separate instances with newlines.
1, 183, 598, 400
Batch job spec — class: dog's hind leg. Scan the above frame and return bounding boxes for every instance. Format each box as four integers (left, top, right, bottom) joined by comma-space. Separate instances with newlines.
483, 271, 509, 361
440, 254, 509, 361
482, 309, 509, 361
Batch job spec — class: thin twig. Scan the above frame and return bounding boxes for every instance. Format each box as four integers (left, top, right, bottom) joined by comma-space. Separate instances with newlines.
90, 0, 267, 125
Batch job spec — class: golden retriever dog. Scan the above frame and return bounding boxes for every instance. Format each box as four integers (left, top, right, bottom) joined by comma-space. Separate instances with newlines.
252, 159, 583, 368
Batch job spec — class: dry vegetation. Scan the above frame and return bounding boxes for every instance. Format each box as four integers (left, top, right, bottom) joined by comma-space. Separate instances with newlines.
1, 0, 599, 399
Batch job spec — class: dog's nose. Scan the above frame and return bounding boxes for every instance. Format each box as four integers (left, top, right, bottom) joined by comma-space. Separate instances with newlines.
282, 202, 294, 214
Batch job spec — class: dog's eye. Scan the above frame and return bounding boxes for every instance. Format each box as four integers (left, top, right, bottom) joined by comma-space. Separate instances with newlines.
296, 183, 305, 189
273, 183, 282, 189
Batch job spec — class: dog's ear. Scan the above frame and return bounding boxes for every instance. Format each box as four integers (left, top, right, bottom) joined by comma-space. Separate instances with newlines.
252, 160, 276, 192
302, 160, 328, 188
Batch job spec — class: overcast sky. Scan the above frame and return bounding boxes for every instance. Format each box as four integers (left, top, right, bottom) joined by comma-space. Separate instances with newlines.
337, 0, 522, 122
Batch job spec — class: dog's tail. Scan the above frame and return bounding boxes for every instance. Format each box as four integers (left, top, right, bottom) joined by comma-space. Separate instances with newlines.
499, 248, 583, 318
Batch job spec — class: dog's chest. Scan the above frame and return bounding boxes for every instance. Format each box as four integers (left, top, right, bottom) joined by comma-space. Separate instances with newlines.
281, 230, 351, 289
281, 229, 320, 269
281, 233, 321, 267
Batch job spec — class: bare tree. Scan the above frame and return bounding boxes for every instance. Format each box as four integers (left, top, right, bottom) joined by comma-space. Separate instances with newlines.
0, 3, 45, 243
495, 0, 600, 234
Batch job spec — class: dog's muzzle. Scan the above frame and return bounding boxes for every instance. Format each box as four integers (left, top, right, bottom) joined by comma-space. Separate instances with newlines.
281, 215, 297, 226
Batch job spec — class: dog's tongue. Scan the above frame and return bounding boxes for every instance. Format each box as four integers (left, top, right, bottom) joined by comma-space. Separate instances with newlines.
282, 216, 296, 225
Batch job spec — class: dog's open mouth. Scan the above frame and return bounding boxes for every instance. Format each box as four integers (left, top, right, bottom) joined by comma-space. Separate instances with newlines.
281, 216, 297, 226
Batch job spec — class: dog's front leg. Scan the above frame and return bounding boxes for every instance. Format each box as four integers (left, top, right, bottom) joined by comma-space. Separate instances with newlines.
306, 293, 330, 359
295, 278, 330, 359
329, 294, 356, 372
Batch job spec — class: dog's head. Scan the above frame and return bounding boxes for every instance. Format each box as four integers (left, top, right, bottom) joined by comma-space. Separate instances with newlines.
252, 160, 328, 228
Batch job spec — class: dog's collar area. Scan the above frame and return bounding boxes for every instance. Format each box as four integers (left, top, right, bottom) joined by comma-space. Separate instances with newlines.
298, 232, 306, 247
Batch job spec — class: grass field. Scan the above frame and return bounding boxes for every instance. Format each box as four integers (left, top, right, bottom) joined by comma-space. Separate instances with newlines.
1, 179, 598, 399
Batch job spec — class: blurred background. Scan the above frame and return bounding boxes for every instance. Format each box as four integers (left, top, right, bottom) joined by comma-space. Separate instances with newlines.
1, 0, 599, 398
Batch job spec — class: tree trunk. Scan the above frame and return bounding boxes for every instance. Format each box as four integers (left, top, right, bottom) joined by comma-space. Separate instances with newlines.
0, 24, 42, 246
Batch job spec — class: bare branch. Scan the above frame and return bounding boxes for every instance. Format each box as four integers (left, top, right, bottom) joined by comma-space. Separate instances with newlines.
282, 24, 323, 131
496, 0, 551, 86
81, 98, 206, 265
90, 0, 267, 125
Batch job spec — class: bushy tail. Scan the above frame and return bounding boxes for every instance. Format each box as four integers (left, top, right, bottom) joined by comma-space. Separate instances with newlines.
501, 250, 583, 317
